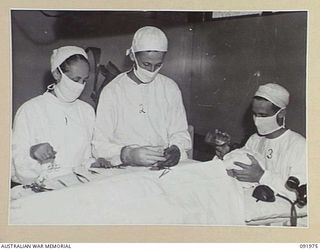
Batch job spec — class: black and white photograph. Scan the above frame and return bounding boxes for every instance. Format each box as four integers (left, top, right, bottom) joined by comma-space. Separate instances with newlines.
9, 10, 307, 227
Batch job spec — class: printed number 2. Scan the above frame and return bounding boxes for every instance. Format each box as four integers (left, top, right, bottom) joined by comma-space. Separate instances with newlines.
266, 149, 273, 159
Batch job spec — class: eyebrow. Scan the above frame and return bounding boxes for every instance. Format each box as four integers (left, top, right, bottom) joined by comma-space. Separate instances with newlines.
142, 62, 163, 66
72, 76, 81, 81
72, 75, 90, 79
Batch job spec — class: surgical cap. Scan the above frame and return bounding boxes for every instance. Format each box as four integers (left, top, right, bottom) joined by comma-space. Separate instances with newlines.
50, 46, 88, 72
126, 26, 168, 55
254, 83, 290, 108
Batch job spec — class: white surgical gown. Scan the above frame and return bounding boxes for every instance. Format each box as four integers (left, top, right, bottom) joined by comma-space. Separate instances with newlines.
93, 72, 192, 165
244, 129, 306, 200
12, 92, 95, 184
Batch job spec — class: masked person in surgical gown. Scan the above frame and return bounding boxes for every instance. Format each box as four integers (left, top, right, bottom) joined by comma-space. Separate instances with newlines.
225, 83, 306, 201
12, 46, 108, 185
93, 26, 192, 167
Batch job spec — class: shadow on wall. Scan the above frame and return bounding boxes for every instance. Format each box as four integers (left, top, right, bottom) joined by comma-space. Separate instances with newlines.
193, 133, 215, 161
42, 72, 55, 92
12, 10, 196, 44
241, 104, 257, 145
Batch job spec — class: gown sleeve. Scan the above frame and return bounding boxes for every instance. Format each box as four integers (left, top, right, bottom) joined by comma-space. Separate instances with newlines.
12, 103, 43, 184
79, 103, 97, 168
92, 86, 125, 165
166, 83, 192, 160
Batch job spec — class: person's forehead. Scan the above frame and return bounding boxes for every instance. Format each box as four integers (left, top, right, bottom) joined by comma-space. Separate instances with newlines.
136, 51, 165, 60
252, 98, 274, 113
66, 60, 89, 76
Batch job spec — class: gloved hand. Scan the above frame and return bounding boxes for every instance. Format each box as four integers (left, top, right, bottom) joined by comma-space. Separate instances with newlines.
121, 146, 166, 166
90, 158, 113, 168
157, 145, 181, 168
30, 143, 56, 164
215, 144, 231, 160
233, 154, 265, 182
252, 185, 276, 202
205, 129, 232, 160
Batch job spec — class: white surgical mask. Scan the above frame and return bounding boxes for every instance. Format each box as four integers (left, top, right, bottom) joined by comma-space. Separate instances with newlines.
132, 51, 162, 83
253, 109, 285, 135
54, 67, 85, 103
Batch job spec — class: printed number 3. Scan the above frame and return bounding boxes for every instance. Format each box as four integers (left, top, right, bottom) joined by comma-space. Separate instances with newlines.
266, 149, 273, 159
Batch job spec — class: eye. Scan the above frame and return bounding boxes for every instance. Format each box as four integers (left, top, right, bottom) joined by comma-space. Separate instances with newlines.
142, 62, 151, 67
256, 114, 268, 118
71, 77, 81, 82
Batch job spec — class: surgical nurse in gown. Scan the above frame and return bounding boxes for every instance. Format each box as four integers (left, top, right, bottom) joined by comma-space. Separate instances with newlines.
12, 46, 106, 185
93, 26, 192, 167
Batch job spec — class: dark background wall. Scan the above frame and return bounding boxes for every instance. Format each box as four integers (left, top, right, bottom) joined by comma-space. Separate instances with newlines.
11, 11, 307, 161
12, 11, 194, 117
190, 12, 307, 159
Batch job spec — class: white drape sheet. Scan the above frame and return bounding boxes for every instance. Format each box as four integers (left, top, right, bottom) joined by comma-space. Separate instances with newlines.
10, 160, 246, 225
